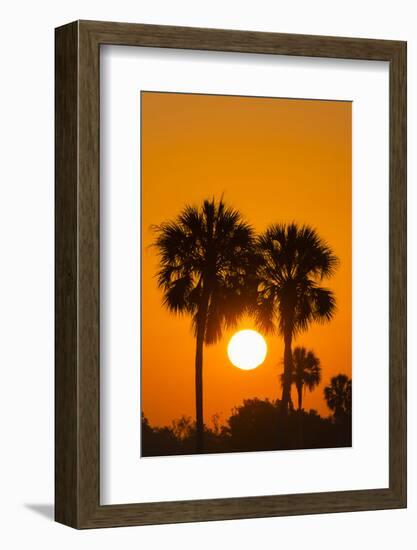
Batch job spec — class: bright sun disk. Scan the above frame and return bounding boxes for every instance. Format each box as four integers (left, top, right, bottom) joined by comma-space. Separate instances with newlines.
227, 329, 267, 370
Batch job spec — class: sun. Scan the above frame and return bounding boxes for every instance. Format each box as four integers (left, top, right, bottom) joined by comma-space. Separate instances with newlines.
227, 329, 267, 370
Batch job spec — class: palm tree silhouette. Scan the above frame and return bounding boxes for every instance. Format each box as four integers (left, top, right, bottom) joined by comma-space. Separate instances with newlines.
324, 374, 352, 419
280, 347, 322, 411
255, 223, 338, 412
154, 198, 257, 452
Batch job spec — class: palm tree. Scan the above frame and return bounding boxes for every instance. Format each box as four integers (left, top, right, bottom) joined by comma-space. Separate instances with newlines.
154, 198, 258, 452
324, 374, 352, 419
280, 347, 321, 411
255, 223, 338, 412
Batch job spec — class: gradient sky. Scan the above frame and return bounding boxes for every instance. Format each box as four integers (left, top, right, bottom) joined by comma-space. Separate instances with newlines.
141, 91, 351, 428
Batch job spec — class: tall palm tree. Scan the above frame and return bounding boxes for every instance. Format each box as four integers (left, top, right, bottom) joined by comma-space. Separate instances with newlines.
255, 223, 338, 413
280, 347, 322, 411
154, 198, 257, 452
324, 374, 352, 419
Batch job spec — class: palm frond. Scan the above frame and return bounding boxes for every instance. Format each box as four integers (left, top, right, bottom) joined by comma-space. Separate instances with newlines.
153, 197, 257, 346
254, 285, 277, 334
255, 222, 338, 340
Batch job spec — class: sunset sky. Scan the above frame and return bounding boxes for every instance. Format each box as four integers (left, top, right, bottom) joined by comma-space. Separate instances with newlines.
141, 91, 351, 428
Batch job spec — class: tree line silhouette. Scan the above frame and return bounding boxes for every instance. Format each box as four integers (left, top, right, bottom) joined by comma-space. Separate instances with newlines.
144, 197, 351, 456
142, 374, 352, 456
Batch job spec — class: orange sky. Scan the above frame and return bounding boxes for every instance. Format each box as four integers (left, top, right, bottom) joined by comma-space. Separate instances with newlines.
141, 91, 351, 427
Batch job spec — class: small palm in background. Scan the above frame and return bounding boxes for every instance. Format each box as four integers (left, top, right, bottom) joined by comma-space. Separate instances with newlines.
280, 346, 322, 411
324, 374, 352, 419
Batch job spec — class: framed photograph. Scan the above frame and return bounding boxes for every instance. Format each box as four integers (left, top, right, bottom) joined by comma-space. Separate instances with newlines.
55, 20, 406, 528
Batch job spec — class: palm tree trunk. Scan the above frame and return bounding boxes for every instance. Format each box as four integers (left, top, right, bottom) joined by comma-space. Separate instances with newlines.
195, 327, 204, 453
296, 382, 304, 448
194, 291, 209, 453
297, 383, 303, 411
281, 330, 293, 413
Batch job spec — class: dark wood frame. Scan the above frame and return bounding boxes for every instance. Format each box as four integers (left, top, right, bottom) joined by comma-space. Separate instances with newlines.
55, 20, 407, 529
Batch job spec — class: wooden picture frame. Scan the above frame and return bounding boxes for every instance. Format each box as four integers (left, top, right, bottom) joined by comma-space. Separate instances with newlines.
55, 20, 407, 529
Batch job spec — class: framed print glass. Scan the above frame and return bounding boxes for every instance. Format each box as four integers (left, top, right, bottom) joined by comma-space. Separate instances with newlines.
55, 20, 406, 528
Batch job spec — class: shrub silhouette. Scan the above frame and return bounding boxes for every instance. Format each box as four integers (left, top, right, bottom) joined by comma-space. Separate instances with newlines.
227, 398, 279, 451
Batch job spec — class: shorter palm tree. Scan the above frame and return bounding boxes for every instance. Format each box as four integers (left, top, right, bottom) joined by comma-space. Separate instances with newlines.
324, 374, 352, 419
281, 347, 322, 411
255, 223, 338, 412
